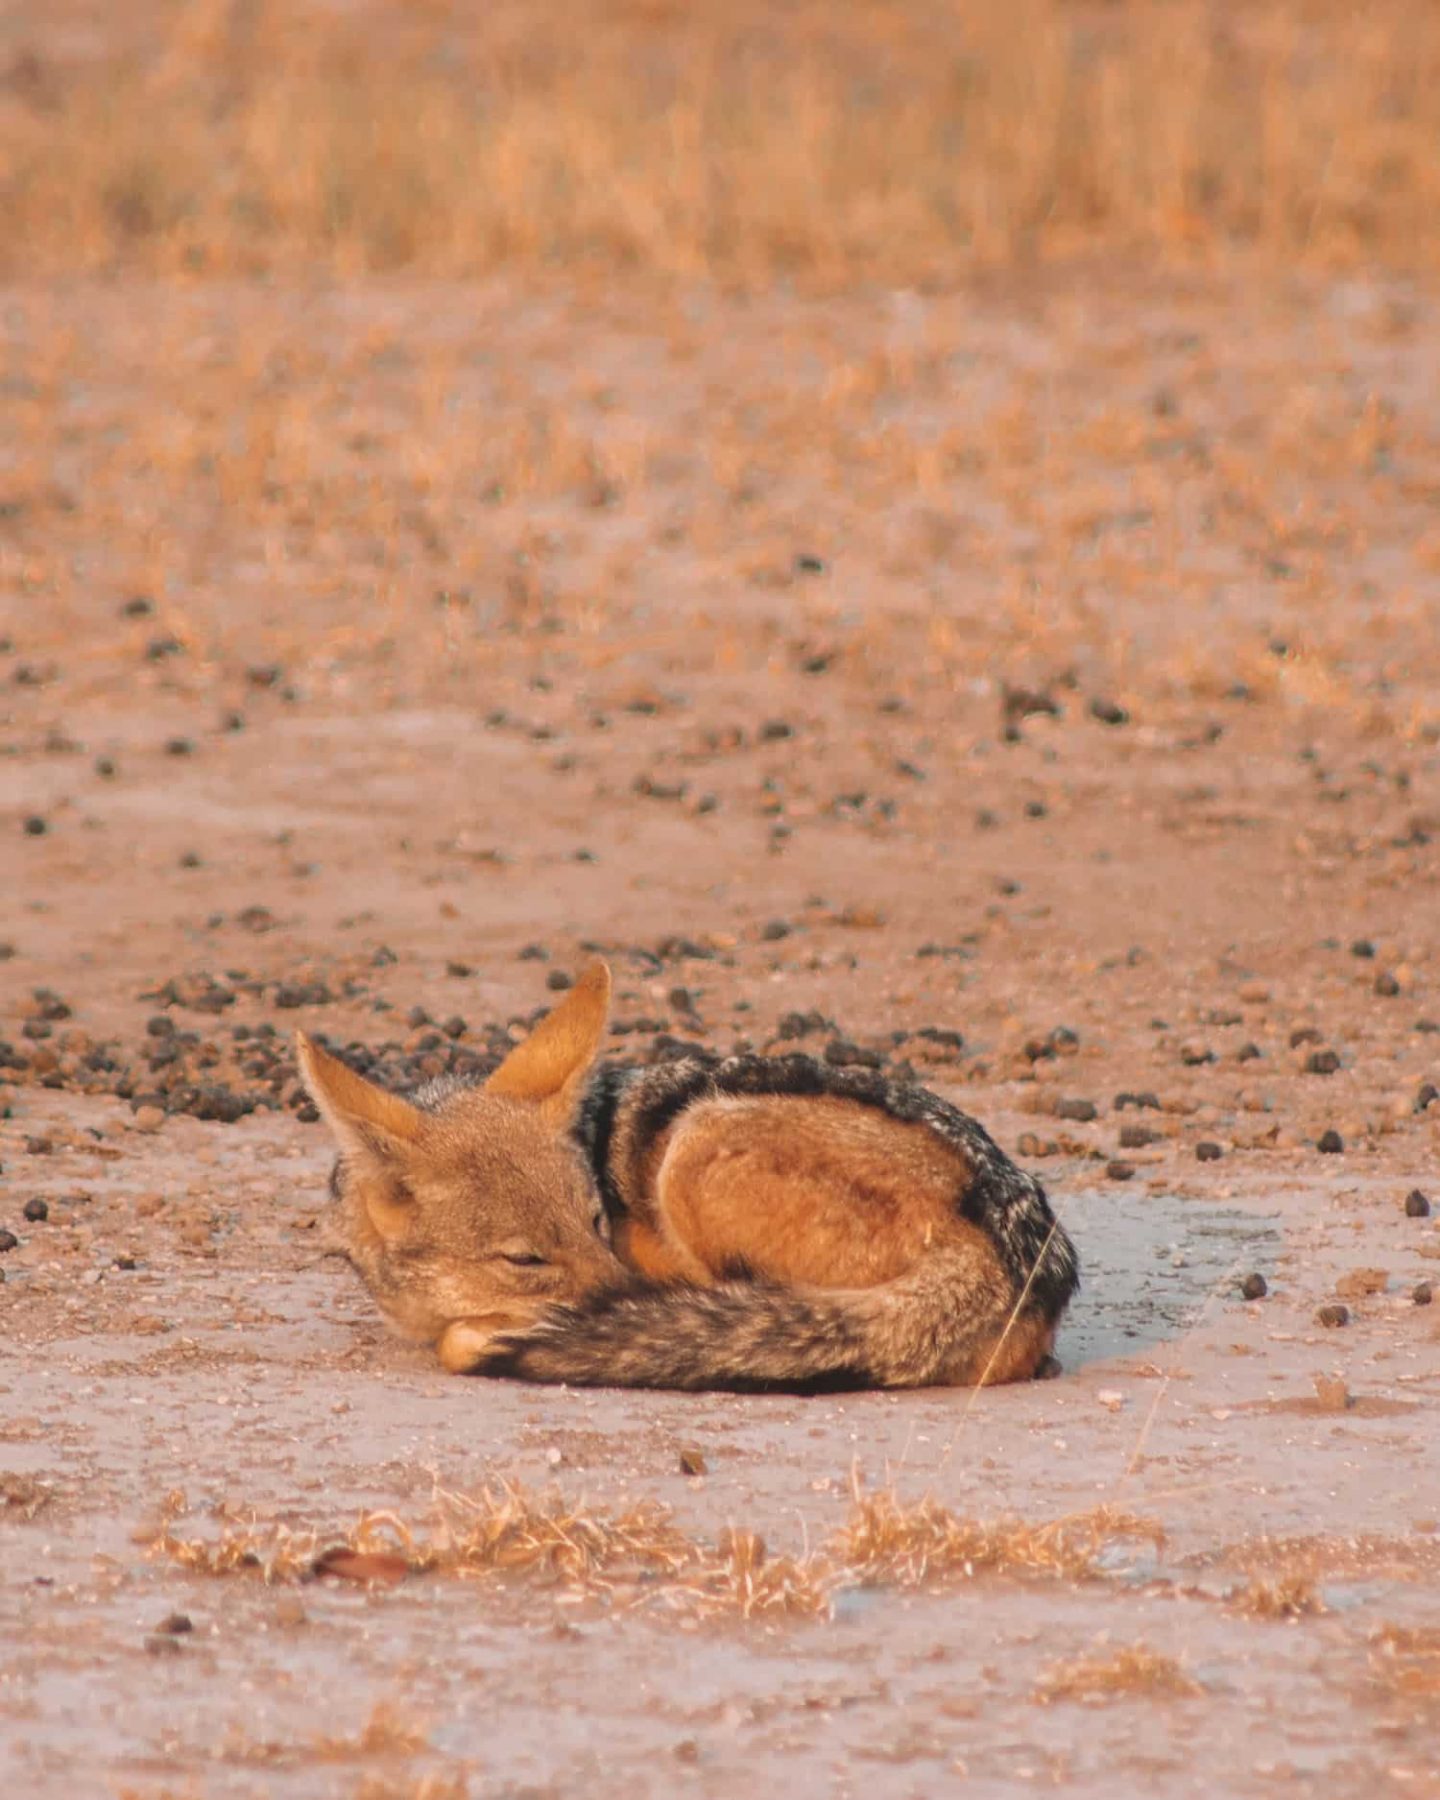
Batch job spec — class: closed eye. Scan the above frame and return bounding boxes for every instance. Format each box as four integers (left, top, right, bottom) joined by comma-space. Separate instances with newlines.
499, 1250, 548, 1267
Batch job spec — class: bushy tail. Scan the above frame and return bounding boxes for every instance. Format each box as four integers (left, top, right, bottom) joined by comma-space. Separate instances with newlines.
470, 1249, 1036, 1392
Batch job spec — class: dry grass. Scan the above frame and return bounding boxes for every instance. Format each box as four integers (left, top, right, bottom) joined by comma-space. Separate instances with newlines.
223, 1700, 429, 1768
4, 0, 1439, 283
1034, 1642, 1202, 1705
1228, 1574, 1325, 1620
834, 1491, 1163, 1586
144, 1481, 1159, 1624
1368, 1624, 1440, 1702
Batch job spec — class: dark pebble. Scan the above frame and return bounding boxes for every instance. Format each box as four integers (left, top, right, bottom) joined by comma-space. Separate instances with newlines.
1350, 938, 1376, 958
1415, 1283, 1433, 1307
546, 970, 573, 991
0, 1230, 18, 1252
95, 757, 116, 778
1316, 1129, 1344, 1154
761, 920, 791, 941
1374, 971, 1400, 997
824, 1039, 883, 1069
23, 816, 47, 836
1114, 1091, 1162, 1112
1119, 1124, 1159, 1149
1241, 1272, 1268, 1300
759, 720, 794, 741
1316, 1303, 1349, 1328
156, 1612, 193, 1634
1106, 1160, 1135, 1181
1055, 1097, 1098, 1122
1415, 1083, 1438, 1113
1236, 1042, 1262, 1062
1289, 1026, 1323, 1047
22, 1198, 47, 1222
1405, 1189, 1432, 1218
1196, 1141, 1223, 1162
1089, 697, 1129, 726
678, 1447, 708, 1476
145, 636, 183, 660
446, 961, 474, 978
122, 595, 154, 617
1305, 1049, 1341, 1075
165, 737, 195, 757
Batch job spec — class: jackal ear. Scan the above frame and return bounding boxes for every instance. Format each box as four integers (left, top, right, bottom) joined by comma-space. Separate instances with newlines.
485, 959, 611, 1123
295, 1031, 424, 1164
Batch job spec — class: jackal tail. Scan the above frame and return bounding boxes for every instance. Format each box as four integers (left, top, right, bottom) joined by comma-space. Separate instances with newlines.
468, 1247, 1058, 1392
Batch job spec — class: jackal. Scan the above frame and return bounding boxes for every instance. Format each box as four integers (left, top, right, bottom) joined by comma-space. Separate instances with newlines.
297, 961, 1077, 1390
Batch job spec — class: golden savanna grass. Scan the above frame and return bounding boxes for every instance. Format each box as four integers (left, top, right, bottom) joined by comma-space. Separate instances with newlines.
4, 0, 1440, 282
1034, 1643, 1202, 1704
144, 1480, 1161, 1623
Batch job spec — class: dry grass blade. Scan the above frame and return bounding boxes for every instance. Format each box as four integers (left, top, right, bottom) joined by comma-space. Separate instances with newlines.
1035, 1644, 1202, 1705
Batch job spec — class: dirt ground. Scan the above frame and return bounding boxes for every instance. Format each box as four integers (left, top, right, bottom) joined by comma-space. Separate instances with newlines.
3, 267, 1439, 1799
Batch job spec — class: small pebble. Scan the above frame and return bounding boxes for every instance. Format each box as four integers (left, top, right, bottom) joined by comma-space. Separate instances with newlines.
22, 1198, 47, 1222
1313, 1375, 1350, 1413
1241, 1272, 1268, 1301
1316, 1129, 1344, 1154
1405, 1189, 1431, 1218
1055, 1097, 1098, 1123
1415, 1283, 1433, 1307
23, 816, 47, 836
1105, 1160, 1135, 1181
678, 1447, 708, 1476
1089, 697, 1129, 726
1305, 1049, 1341, 1075
1374, 971, 1400, 997
1350, 938, 1376, 959
1316, 1303, 1350, 1328
133, 1105, 166, 1133
156, 1612, 193, 1634
1196, 1141, 1223, 1162
0, 1230, 18, 1252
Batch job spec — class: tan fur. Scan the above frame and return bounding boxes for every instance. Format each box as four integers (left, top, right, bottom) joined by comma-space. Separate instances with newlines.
299, 961, 1066, 1389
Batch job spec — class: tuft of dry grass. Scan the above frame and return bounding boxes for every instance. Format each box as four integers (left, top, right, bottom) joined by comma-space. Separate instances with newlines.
1228, 1574, 1325, 1620
834, 1491, 1164, 1587
4, 0, 1440, 283
144, 1481, 1160, 1624
1034, 1643, 1202, 1705
221, 1699, 431, 1770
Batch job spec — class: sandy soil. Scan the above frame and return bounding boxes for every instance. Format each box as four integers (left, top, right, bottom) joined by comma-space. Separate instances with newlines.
2, 268, 1439, 1799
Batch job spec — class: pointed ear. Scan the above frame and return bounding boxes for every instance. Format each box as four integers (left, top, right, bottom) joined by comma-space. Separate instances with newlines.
485, 960, 611, 1122
295, 1031, 424, 1163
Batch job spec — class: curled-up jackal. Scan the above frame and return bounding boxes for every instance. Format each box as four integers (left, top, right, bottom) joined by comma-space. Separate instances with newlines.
297, 962, 1078, 1390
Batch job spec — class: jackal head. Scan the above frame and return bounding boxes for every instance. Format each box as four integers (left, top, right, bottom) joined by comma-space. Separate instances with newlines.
297, 960, 622, 1370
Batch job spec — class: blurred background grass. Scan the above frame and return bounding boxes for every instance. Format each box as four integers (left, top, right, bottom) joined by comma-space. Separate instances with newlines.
3, 0, 1438, 284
